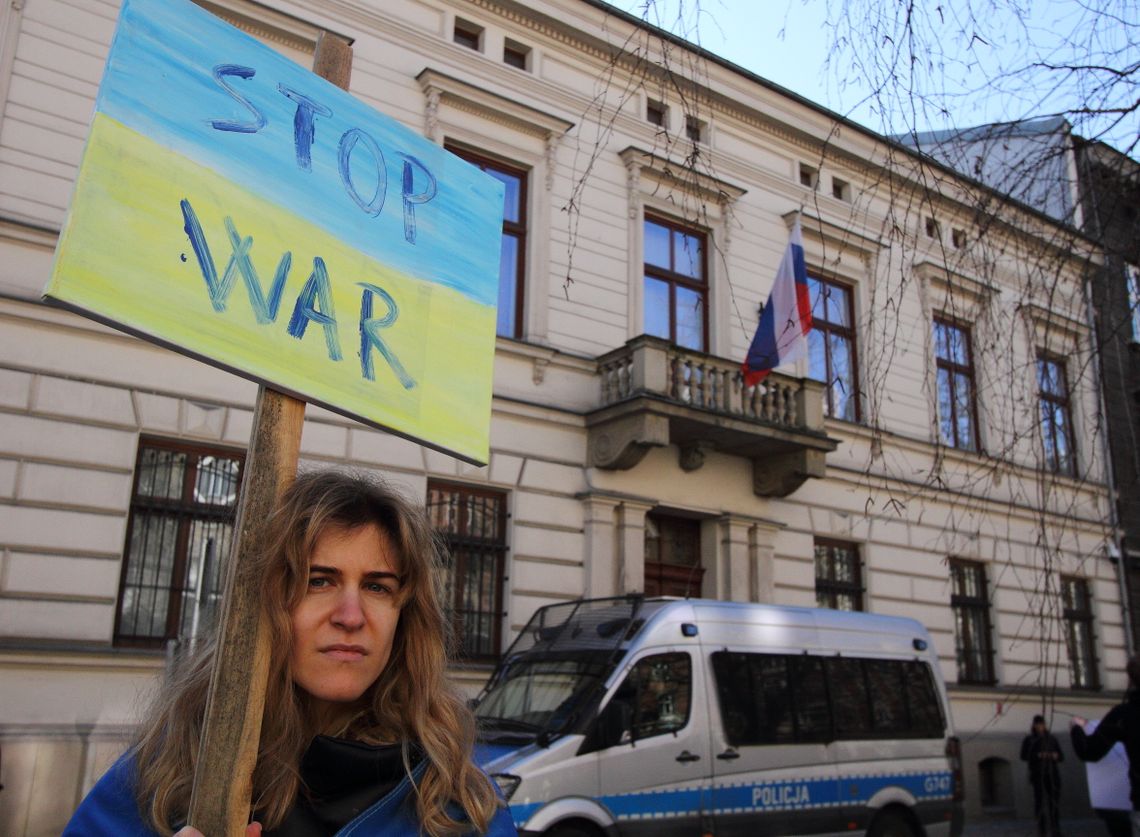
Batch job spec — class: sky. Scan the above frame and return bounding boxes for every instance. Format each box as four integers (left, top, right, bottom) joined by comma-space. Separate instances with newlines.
606, 0, 1138, 154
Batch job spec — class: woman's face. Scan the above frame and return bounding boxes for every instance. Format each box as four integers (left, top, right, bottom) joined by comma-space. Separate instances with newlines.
290, 523, 402, 713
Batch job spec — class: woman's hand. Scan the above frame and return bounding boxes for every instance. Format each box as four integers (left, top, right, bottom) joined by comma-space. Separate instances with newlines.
173, 823, 262, 837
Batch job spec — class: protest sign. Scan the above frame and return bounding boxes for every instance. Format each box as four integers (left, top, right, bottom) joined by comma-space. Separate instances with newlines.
45, 0, 503, 464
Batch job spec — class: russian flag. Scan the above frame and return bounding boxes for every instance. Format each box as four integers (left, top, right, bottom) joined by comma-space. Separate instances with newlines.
742, 217, 812, 386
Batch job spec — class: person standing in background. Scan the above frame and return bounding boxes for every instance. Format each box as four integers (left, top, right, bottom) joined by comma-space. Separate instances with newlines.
1022, 714, 1064, 836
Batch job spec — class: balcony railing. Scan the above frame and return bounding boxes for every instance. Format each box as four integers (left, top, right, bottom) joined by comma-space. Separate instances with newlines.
587, 336, 837, 497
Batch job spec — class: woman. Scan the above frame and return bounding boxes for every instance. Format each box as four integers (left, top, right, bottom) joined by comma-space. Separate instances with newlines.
64, 470, 514, 836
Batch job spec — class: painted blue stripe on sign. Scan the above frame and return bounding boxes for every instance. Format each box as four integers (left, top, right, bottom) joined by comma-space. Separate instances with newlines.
97, 0, 503, 307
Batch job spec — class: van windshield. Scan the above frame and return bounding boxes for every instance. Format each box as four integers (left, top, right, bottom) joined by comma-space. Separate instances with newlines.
476, 651, 613, 743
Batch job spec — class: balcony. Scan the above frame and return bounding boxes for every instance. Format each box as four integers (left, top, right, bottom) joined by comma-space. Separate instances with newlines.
586, 336, 838, 497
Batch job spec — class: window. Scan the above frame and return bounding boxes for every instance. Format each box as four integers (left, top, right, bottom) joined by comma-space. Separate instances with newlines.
934, 317, 979, 451
643, 215, 707, 350
644, 512, 703, 597
1127, 263, 1140, 342
952, 228, 967, 249
814, 538, 863, 610
832, 177, 850, 201
950, 559, 995, 684
711, 652, 945, 746
807, 275, 859, 421
503, 38, 530, 70
447, 147, 527, 338
115, 439, 244, 647
427, 481, 508, 659
1062, 576, 1099, 690
684, 115, 705, 143
646, 98, 667, 128
1038, 353, 1076, 476
611, 652, 692, 743
453, 18, 483, 51
925, 216, 941, 239
799, 163, 818, 189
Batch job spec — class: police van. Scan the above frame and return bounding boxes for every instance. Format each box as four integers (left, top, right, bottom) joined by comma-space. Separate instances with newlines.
474, 596, 964, 837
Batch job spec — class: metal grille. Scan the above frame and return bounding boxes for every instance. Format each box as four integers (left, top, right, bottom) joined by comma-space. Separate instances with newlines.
114, 439, 244, 647
427, 481, 507, 659
1062, 576, 1099, 690
950, 559, 995, 684
814, 538, 864, 611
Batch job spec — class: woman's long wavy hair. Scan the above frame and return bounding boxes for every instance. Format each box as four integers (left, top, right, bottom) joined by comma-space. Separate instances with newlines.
132, 470, 500, 835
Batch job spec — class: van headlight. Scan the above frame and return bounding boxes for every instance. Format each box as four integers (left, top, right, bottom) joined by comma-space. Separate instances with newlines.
491, 773, 521, 800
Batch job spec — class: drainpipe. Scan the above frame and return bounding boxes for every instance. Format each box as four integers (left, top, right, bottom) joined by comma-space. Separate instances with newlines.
1083, 273, 1134, 655
1076, 142, 1134, 656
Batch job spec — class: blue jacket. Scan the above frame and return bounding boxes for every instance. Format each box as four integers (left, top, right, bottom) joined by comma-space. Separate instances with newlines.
63, 752, 517, 836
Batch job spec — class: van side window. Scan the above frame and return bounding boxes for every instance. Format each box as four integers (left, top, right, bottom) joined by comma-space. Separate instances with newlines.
904, 660, 946, 737
712, 652, 946, 745
789, 656, 832, 742
826, 657, 872, 739
864, 658, 907, 733
612, 652, 692, 743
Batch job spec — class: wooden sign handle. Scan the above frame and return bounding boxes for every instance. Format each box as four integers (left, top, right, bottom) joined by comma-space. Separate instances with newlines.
186, 33, 353, 837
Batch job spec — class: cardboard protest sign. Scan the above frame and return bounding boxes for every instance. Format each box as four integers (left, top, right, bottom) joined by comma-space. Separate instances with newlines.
44, 0, 503, 464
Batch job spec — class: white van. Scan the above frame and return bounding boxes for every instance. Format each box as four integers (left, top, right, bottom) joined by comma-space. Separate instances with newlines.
474, 596, 964, 837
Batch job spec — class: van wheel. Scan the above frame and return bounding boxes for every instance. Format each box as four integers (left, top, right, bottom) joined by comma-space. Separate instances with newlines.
867, 810, 915, 837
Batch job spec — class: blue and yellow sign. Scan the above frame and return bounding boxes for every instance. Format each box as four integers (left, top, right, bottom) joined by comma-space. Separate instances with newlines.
44, 0, 504, 463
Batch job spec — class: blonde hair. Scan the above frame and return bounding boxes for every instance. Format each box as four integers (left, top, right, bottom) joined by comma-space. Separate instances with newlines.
133, 470, 500, 835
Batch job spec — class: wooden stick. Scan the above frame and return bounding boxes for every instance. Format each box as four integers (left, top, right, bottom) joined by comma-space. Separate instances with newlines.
185, 31, 353, 836
186, 387, 304, 835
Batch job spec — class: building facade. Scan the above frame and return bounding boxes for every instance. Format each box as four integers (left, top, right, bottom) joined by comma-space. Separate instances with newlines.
0, 0, 1126, 833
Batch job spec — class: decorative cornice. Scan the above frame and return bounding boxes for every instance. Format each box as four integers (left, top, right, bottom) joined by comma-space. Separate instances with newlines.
1020, 302, 1088, 343
416, 67, 574, 142
193, 0, 324, 53
913, 259, 1001, 305
783, 209, 884, 260
619, 145, 746, 205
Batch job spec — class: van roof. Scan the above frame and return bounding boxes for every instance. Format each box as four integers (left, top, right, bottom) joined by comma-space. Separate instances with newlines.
503, 596, 936, 663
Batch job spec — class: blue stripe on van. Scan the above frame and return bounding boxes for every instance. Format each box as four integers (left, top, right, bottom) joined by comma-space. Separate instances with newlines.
508, 770, 954, 826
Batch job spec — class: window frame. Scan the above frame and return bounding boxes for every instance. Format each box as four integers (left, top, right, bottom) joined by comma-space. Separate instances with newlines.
643, 213, 709, 351
1037, 351, 1077, 477
426, 479, 509, 660
643, 511, 704, 597
1061, 575, 1100, 691
934, 316, 981, 452
949, 559, 996, 685
814, 538, 864, 611
446, 146, 528, 339
114, 437, 246, 648
1127, 263, 1140, 343
453, 17, 483, 51
808, 273, 861, 422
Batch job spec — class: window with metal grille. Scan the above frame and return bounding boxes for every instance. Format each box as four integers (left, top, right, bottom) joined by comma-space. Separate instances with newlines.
814, 538, 863, 610
934, 317, 980, 451
807, 275, 860, 422
643, 215, 708, 351
643, 512, 703, 597
1038, 353, 1076, 476
446, 146, 528, 339
950, 559, 995, 684
114, 438, 244, 647
427, 481, 507, 659
1062, 576, 1099, 690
